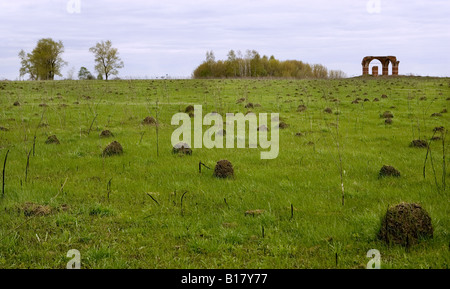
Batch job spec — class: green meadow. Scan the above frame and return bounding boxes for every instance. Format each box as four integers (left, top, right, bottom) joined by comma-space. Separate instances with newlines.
0, 77, 448, 268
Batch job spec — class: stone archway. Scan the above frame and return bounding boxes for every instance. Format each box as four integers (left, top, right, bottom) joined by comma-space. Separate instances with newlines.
362, 56, 399, 76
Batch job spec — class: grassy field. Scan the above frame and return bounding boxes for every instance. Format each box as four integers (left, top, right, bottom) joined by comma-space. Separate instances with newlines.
0, 77, 449, 269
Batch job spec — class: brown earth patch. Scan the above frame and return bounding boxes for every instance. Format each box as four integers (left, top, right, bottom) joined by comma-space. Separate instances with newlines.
142, 116, 157, 125
45, 135, 60, 144
103, 141, 123, 157
172, 142, 192, 155
100, 130, 114, 138
378, 202, 433, 246
410, 139, 428, 148
213, 160, 234, 178
379, 165, 400, 178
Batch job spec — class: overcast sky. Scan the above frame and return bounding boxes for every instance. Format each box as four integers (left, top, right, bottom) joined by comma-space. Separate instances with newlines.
0, 0, 449, 79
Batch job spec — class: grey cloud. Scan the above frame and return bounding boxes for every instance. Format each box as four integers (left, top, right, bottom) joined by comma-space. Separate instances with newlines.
0, 0, 449, 79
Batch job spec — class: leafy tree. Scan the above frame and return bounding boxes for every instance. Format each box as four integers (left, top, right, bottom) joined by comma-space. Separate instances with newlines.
19, 38, 66, 80
89, 40, 124, 80
78, 67, 94, 80
193, 49, 344, 79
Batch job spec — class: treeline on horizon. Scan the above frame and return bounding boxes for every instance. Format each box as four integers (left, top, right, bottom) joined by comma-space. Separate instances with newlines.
193, 50, 346, 79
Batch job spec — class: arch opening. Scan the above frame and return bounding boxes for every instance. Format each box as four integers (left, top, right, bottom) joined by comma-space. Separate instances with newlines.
362, 56, 399, 76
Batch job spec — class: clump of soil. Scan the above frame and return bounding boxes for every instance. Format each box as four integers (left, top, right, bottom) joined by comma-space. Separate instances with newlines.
103, 141, 123, 157
22, 202, 52, 217
379, 165, 400, 178
257, 125, 268, 132
245, 209, 265, 216
433, 126, 445, 133
324, 107, 332, 114
295, 132, 305, 137
381, 111, 394, 118
351, 99, 359, 104
142, 116, 157, 125
45, 135, 60, 144
431, 113, 442, 117
236, 98, 246, 104
100, 130, 114, 138
245, 103, 254, 109
217, 129, 226, 136
385, 118, 393, 125
381, 94, 388, 99
254, 103, 261, 108
373, 98, 380, 102
172, 142, 192, 155
188, 112, 194, 118
213, 160, 234, 178
297, 105, 307, 112
410, 139, 428, 148
0, 126, 9, 131
441, 108, 448, 113
431, 136, 441, 141
39, 103, 48, 107
185, 105, 194, 113
364, 98, 370, 102
13, 101, 20, 106
278, 122, 289, 129
378, 202, 433, 246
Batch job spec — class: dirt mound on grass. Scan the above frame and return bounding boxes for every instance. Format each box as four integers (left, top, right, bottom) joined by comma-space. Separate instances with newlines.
245, 209, 265, 216
172, 142, 192, 155
385, 118, 393, 125
213, 160, 234, 178
324, 107, 332, 114
185, 105, 195, 113
45, 135, 60, 144
379, 165, 400, 177
373, 98, 380, 102
257, 125, 268, 132
245, 103, 254, 109
0, 126, 9, 131
13, 101, 20, 106
410, 139, 428, 148
378, 202, 433, 246
22, 202, 52, 217
103, 141, 123, 157
433, 126, 445, 133
278, 122, 289, 129
142, 116, 156, 125
217, 129, 226, 136
381, 111, 394, 118
431, 113, 442, 117
297, 105, 307, 112
100, 130, 114, 138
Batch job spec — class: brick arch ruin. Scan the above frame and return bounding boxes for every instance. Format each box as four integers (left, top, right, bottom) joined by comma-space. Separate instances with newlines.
362, 56, 399, 76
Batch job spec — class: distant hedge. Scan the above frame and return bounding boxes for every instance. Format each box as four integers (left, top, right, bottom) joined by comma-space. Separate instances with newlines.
193, 50, 345, 79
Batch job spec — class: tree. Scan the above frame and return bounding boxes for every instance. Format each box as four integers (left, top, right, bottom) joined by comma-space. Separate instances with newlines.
19, 38, 66, 80
89, 40, 124, 80
78, 67, 94, 80
67, 66, 75, 80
